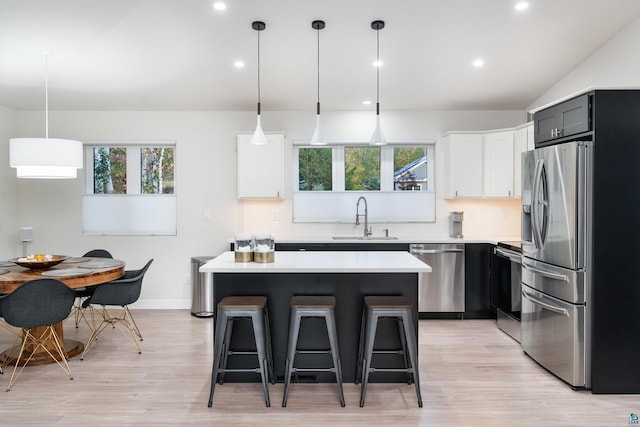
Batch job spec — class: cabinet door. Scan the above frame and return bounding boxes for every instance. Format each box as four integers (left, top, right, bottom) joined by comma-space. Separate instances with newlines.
237, 133, 284, 199
534, 106, 558, 144
513, 123, 533, 198
559, 94, 590, 138
465, 243, 494, 319
534, 94, 591, 144
483, 131, 514, 198
443, 133, 483, 198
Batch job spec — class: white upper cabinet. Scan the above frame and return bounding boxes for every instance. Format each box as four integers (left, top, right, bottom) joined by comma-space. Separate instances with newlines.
237, 133, 284, 199
483, 130, 514, 197
443, 122, 533, 200
442, 133, 483, 198
513, 122, 534, 198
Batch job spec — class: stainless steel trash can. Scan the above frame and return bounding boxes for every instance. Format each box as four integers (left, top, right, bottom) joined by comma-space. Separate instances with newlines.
191, 256, 215, 317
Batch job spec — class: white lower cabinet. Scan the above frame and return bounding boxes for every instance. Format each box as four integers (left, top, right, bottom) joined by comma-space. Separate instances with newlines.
237, 133, 284, 199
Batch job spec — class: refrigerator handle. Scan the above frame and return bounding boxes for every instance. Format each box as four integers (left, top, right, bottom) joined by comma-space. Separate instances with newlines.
521, 261, 570, 282
531, 159, 544, 249
522, 288, 569, 316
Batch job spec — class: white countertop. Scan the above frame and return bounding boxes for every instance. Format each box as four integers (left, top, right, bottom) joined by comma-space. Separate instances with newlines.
200, 251, 432, 274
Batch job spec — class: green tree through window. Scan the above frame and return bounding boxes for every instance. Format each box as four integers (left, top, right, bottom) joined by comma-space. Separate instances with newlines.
298, 147, 332, 191
345, 147, 380, 191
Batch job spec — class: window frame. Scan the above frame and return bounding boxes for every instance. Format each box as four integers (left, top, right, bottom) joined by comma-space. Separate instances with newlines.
82, 140, 177, 236
292, 140, 436, 223
293, 140, 435, 193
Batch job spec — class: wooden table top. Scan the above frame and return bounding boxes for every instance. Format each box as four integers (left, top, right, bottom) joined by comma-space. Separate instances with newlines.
0, 257, 125, 293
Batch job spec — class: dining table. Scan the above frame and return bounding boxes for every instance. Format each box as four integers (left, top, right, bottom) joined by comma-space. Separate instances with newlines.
0, 256, 125, 366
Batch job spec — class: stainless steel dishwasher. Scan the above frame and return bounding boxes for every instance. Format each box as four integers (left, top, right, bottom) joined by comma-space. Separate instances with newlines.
410, 243, 465, 313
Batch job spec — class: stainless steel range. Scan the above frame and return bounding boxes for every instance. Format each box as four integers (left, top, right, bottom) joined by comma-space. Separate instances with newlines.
492, 241, 522, 342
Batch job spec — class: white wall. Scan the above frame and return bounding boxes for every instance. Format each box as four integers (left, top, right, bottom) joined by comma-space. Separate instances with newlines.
0, 106, 19, 259
528, 16, 640, 111
8, 108, 525, 307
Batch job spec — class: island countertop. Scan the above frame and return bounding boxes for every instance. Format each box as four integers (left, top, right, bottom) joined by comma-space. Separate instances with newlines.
200, 250, 432, 274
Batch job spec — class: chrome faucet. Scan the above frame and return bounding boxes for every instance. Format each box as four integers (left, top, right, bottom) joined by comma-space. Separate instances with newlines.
355, 196, 372, 237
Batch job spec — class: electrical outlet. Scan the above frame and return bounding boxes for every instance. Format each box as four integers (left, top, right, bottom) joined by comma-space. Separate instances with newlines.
184, 273, 190, 285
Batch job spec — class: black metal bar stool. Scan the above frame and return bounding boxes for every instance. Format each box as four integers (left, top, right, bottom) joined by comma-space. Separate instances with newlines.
282, 296, 345, 407
356, 296, 422, 407
208, 296, 274, 407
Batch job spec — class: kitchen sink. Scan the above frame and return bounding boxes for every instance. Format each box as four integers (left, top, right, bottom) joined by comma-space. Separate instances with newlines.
332, 236, 398, 240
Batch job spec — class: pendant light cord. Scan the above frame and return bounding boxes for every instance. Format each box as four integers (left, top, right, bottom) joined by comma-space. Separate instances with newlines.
257, 29, 261, 115
375, 28, 380, 116
316, 25, 320, 115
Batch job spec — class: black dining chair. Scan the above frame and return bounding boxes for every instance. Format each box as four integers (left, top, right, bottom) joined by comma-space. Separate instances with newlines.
0, 278, 76, 391
81, 259, 153, 359
71, 249, 114, 328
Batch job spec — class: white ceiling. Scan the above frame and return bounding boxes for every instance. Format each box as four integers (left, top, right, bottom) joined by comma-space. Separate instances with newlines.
2, 0, 640, 112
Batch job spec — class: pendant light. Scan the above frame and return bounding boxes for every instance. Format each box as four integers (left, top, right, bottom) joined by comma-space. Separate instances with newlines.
309, 20, 326, 146
369, 20, 387, 146
9, 52, 83, 179
250, 21, 268, 145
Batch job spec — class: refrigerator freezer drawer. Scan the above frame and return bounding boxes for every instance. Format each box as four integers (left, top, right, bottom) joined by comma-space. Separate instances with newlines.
521, 284, 587, 388
521, 256, 586, 304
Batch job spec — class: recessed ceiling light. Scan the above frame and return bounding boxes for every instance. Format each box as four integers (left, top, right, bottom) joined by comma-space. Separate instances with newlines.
514, 2, 529, 11
472, 59, 485, 68
233, 61, 245, 68
373, 60, 384, 68
213, 2, 227, 11
362, 100, 372, 105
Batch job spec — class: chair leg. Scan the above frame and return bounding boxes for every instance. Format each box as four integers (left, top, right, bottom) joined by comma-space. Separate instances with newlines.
218, 318, 235, 385
325, 311, 345, 407
123, 306, 143, 341
251, 312, 270, 407
396, 318, 412, 384
401, 311, 423, 408
359, 311, 378, 407
355, 305, 366, 384
264, 308, 275, 384
208, 311, 228, 407
282, 310, 301, 407
7, 327, 72, 391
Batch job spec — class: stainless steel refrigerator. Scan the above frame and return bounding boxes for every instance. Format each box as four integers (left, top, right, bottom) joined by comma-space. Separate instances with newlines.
521, 141, 592, 389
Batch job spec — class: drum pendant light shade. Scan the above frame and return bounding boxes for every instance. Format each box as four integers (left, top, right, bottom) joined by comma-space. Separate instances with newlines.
251, 21, 268, 145
309, 20, 326, 146
369, 20, 387, 146
9, 53, 83, 179
10, 138, 83, 179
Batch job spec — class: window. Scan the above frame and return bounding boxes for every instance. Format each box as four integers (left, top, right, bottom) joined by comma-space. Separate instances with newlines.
298, 147, 332, 191
345, 147, 380, 191
393, 147, 428, 191
292, 141, 435, 223
83, 141, 177, 236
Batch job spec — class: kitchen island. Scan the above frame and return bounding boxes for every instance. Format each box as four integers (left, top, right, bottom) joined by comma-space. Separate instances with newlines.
200, 251, 431, 383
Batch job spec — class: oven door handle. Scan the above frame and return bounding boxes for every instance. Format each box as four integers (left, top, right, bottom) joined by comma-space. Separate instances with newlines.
522, 288, 569, 316
521, 262, 569, 282
495, 247, 521, 263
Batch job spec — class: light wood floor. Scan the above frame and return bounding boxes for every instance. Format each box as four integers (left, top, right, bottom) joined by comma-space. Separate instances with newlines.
0, 310, 636, 426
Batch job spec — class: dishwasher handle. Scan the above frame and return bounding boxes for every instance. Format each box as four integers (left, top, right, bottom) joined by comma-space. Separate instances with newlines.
410, 249, 464, 255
